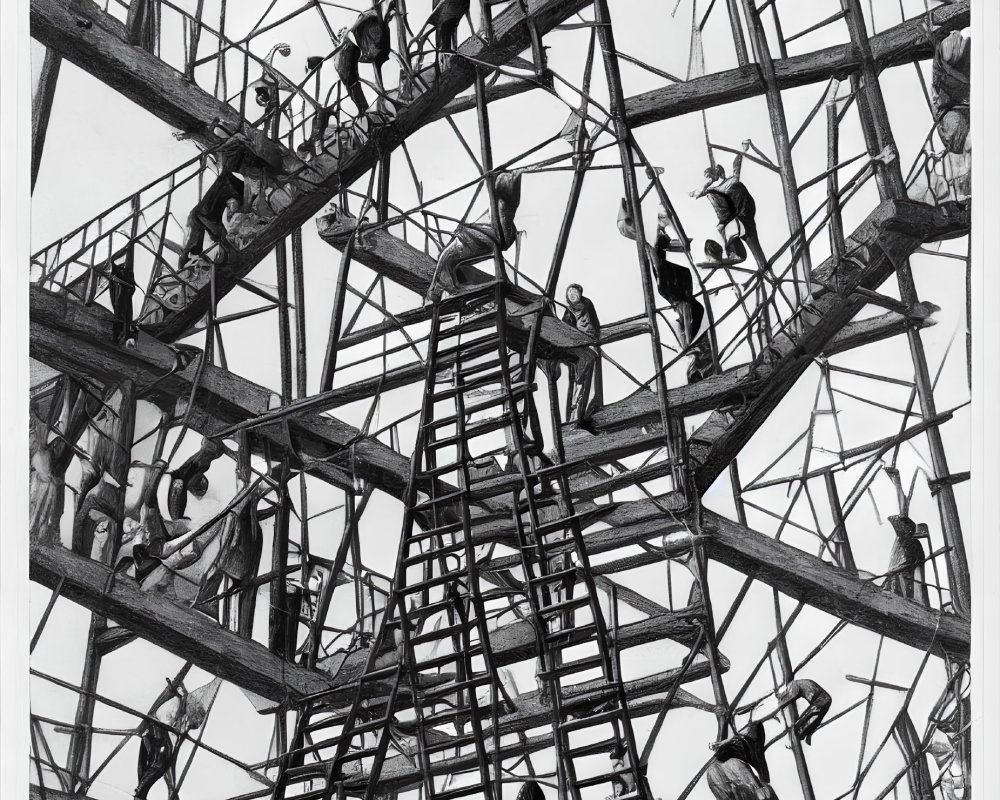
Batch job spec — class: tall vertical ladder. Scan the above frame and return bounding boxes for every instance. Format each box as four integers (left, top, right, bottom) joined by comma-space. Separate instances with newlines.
278, 280, 650, 800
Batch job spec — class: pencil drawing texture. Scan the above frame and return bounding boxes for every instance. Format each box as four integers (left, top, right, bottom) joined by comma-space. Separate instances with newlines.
27, 1, 972, 799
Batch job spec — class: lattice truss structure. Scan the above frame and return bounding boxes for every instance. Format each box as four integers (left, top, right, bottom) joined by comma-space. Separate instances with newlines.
27, 0, 973, 799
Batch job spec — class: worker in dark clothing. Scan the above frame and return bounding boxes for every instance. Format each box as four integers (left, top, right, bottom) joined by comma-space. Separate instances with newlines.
334, 3, 397, 114
415, 0, 470, 68
707, 721, 778, 799
691, 141, 766, 273
754, 678, 832, 745
167, 437, 226, 520
653, 206, 704, 346
110, 257, 138, 348
135, 718, 174, 800
561, 283, 603, 423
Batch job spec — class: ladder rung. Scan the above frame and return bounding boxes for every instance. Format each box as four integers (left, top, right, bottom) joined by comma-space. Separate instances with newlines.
560, 685, 618, 712
436, 281, 499, 311
538, 653, 605, 680
434, 335, 501, 364
528, 564, 578, 586
437, 315, 496, 341
422, 675, 492, 702
456, 357, 507, 380
283, 764, 330, 781
534, 507, 603, 537
411, 487, 467, 512
461, 382, 533, 415
428, 414, 511, 450
403, 538, 467, 567
563, 736, 620, 760
410, 619, 473, 646
346, 714, 396, 737
435, 783, 493, 800
544, 623, 597, 646
417, 646, 480, 672
574, 768, 641, 791
537, 594, 591, 618
335, 745, 382, 764
401, 567, 468, 594
557, 708, 624, 734
407, 520, 464, 543
421, 730, 482, 754
431, 368, 508, 400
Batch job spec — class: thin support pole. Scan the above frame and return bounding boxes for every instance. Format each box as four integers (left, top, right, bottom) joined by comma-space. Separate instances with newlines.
593, 0, 674, 454
824, 470, 857, 572
31, 48, 61, 192
292, 228, 308, 399
30, 577, 65, 654
65, 381, 136, 791
839, 0, 969, 617
724, 0, 749, 66
319, 236, 356, 392
826, 80, 846, 264
771, 594, 817, 800
740, 0, 809, 315
275, 239, 293, 405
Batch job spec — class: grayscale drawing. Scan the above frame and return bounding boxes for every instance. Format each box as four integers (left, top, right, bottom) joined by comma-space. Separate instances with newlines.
27, 1, 972, 799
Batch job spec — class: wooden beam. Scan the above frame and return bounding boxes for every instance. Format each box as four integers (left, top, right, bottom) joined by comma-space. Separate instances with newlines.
700, 510, 969, 658
29, 283, 967, 652
30, 787, 93, 800
688, 199, 970, 495
31, 46, 61, 190
303, 669, 719, 794
32, 0, 590, 342
427, 74, 545, 123
553, 202, 963, 475
30, 0, 246, 145
29, 542, 335, 703
622, 1, 969, 128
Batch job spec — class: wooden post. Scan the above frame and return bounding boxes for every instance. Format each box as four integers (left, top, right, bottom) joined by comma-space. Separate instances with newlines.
31, 48, 61, 192
839, 0, 970, 617
320, 237, 356, 392
740, 0, 810, 312
292, 228, 308, 399
825, 80, 845, 262
824, 471, 857, 573
65, 380, 136, 791
593, 0, 675, 451
724, 0, 749, 66
275, 240, 293, 405
771, 595, 817, 800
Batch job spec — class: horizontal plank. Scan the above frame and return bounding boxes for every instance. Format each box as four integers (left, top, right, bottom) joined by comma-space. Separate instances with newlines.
32, 0, 590, 341
623, 2, 969, 128
688, 199, 970, 494
29, 543, 335, 703
333, 666, 722, 794
701, 511, 970, 658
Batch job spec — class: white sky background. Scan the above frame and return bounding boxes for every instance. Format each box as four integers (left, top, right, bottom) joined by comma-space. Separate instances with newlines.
27, 1, 974, 799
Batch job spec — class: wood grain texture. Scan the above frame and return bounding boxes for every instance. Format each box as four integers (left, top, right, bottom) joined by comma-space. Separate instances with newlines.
689, 199, 970, 495
29, 542, 335, 703
701, 511, 969, 658
33, 0, 591, 341
623, 2, 969, 127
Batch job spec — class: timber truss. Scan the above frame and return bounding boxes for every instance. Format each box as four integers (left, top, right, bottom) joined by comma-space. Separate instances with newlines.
28, 1, 972, 799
